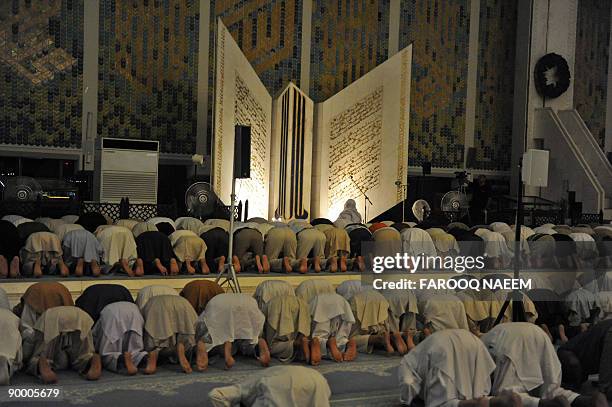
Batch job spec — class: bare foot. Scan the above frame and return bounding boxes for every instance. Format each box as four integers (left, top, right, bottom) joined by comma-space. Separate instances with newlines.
531, 396, 569, 407
257, 338, 271, 367
133, 259, 144, 277
262, 255, 270, 273
9, 256, 20, 278
300, 336, 310, 363
255, 255, 264, 274
120, 259, 134, 276
142, 350, 158, 375
224, 341, 235, 370
423, 327, 432, 337
383, 332, 394, 354
85, 354, 102, 381
404, 333, 416, 351
298, 258, 308, 274
170, 258, 180, 275
283, 256, 293, 273
90, 260, 101, 277
199, 259, 210, 275
392, 332, 407, 355
154, 258, 168, 275
328, 256, 338, 273
38, 357, 58, 384
313, 257, 321, 273
558, 324, 568, 343
185, 261, 196, 275
342, 339, 357, 361
58, 260, 70, 277
339, 256, 347, 272
327, 337, 343, 362
0, 256, 8, 278
123, 351, 137, 376
176, 342, 192, 374
217, 256, 226, 273
75, 258, 84, 277
232, 256, 241, 273
310, 337, 321, 366
540, 324, 553, 343
33, 259, 43, 278
195, 341, 208, 372
355, 256, 365, 272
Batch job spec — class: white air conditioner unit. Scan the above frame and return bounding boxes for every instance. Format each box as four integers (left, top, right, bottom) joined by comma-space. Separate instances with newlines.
94, 138, 159, 204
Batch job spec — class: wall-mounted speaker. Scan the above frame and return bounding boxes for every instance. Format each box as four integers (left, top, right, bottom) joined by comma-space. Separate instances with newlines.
522, 149, 549, 187
234, 125, 251, 179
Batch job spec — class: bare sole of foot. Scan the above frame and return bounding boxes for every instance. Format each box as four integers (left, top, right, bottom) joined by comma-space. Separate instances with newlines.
154, 258, 168, 275
75, 258, 84, 277
232, 256, 241, 273
298, 258, 308, 274
283, 256, 292, 273
142, 351, 158, 375
342, 339, 357, 361
404, 333, 416, 351
224, 342, 235, 370
199, 260, 210, 275
313, 257, 321, 273
123, 352, 137, 376
262, 255, 270, 274
339, 256, 347, 272
310, 338, 321, 366
355, 256, 365, 272
217, 256, 226, 273
185, 261, 196, 275
176, 342, 192, 374
9, 256, 20, 278
257, 338, 271, 367
85, 354, 102, 381
327, 337, 343, 362
0, 256, 8, 278
300, 337, 310, 363
33, 260, 43, 278
90, 260, 101, 277
392, 332, 408, 355
196, 341, 208, 372
170, 258, 180, 275
58, 261, 70, 277
255, 255, 264, 274
133, 259, 144, 277
328, 256, 338, 273
383, 333, 394, 354
38, 357, 58, 384
120, 259, 134, 277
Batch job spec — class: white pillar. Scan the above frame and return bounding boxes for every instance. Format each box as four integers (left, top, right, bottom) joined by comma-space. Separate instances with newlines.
81, 0, 99, 171
464, 0, 480, 169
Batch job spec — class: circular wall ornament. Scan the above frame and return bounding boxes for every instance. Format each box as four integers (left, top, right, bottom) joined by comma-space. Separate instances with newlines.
534, 53, 571, 99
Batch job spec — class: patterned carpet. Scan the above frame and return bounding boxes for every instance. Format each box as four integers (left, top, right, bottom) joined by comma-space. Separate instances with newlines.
5, 353, 401, 406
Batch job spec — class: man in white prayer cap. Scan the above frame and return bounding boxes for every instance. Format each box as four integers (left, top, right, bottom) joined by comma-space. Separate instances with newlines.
482, 322, 607, 407
399, 329, 521, 407
208, 366, 331, 407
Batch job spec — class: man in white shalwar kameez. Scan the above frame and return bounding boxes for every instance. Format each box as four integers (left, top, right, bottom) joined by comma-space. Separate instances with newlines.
482, 322, 607, 407
208, 365, 331, 407
309, 292, 356, 363
92, 301, 148, 375
399, 329, 519, 407
0, 308, 22, 385
253, 280, 295, 310
419, 293, 470, 332
196, 293, 270, 369
262, 295, 311, 364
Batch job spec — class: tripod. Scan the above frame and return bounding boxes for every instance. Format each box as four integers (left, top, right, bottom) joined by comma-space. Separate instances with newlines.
215, 176, 241, 293
350, 175, 373, 223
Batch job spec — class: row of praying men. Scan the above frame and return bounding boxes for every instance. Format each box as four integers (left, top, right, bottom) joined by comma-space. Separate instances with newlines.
0, 277, 610, 406
1, 211, 611, 279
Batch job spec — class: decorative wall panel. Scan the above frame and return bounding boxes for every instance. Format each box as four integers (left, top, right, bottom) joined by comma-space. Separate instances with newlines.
97, 0, 199, 154
309, 0, 390, 102
213, 20, 272, 218
399, 0, 469, 168
473, 0, 518, 171
312, 46, 412, 220
0, 0, 83, 147
574, 0, 610, 150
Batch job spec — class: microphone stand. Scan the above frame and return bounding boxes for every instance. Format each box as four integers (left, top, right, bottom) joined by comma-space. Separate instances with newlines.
350, 175, 373, 223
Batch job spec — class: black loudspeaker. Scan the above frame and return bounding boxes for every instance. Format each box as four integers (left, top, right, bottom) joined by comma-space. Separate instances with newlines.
421, 161, 431, 176
234, 125, 251, 179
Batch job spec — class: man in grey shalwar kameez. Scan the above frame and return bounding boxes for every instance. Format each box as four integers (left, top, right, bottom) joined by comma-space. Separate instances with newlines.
0, 308, 22, 385
196, 293, 270, 370
62, 229, 104, 277
92, 301, 148, 375
208, 365, 331, 407
309, 292, 356, 363
26, 306, 101, 383
398, 329, 520, 407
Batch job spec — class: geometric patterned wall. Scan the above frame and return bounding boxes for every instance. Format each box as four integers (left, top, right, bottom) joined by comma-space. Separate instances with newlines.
97, 0, 199, 154
473, 0, 518, 171
574, 0, 610, 151
309, 0, 390, 103
0, 0, 83, 148
399, 0, 470, 168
